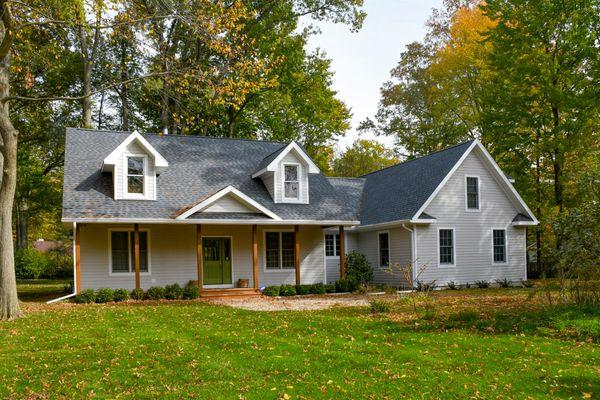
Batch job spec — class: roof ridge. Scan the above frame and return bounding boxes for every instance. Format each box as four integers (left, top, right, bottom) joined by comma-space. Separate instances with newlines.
67, 127, 289, 145
359, 139, 475, 178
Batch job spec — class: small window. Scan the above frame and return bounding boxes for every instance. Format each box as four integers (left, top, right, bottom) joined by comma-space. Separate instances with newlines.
493, 229, 506, 263
466, 176, 479, 210
439, 229, 454, 265
325, 234, 341, 257
127, 156, 145, 194
283, 165, 299, 199
265, 231, 295, 269
111, 230, 149, 273
378, 232, 389, 267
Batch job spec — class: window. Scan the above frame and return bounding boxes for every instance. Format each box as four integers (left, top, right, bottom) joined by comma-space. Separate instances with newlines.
110, 230, 149, 273
493, 229, 507, 263
325, 234, 341, 257
378, 232, 389, 267
466, 176, 479, 210
283, 164, 299, 199
439, 229, 454, 265
127, 156, 145, 194
265, 231, 295, 269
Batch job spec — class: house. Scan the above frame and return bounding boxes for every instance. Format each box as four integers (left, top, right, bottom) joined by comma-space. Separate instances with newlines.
62, 128, 538, 295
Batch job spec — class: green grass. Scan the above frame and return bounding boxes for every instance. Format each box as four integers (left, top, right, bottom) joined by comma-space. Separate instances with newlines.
0, 283, 598, 399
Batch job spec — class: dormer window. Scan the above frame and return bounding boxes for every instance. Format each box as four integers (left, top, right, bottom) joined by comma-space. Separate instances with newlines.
283, 164, 300, 200
127, 156, 145, 195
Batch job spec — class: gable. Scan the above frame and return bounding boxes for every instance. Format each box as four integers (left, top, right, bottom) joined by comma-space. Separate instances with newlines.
201, 194, 257, 213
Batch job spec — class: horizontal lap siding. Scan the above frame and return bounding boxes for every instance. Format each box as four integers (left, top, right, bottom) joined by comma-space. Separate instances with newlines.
357, 228, 411, 287
325, 232, 358, 284
415, 149, 527, 285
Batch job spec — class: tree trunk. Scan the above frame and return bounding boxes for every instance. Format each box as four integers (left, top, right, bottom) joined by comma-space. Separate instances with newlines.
15, 202, 27, 249
160, 74, 169, 135
0, 50, 22, 320
82, 59, 93, 128
119, 41, 129, 131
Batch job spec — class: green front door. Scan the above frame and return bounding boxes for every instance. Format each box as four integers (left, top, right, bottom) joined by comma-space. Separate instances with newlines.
203, 237, 232, 285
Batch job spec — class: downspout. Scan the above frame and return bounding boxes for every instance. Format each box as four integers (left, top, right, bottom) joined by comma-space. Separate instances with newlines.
46, 221, 77, 304
402, 224, 417, 288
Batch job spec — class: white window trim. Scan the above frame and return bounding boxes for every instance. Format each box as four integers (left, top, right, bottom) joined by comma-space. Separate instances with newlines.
281, 162, 302, 203
437, 227, 456, 267
108, 228, 152, 276
464, 175, 480, 212
263, 229, 296, 272
201, 235, 234, 288
325, 233, 340, 258
123, 153, 149, 200
377, 230, 391, 268
491, 228, 508, 265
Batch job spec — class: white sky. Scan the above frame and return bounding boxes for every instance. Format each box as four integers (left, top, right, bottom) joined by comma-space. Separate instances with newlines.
303, 0, 444, 152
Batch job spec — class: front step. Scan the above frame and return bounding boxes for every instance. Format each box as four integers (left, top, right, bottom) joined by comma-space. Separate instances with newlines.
200, 288, 261, 298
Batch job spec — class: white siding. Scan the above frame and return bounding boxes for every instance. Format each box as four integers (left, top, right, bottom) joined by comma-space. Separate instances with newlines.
202, 195, 254, 213
114, 141, 156, 200
272, 152, 309, 204
415, 148, 527, 285
79, 223, 325, 290
324, 232, 358, 284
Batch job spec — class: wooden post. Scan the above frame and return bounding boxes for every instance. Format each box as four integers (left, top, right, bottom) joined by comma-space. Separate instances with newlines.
252, 225, 259, 289
295, 225, 300, 285
75, 224, 81, 294
196, 224, 203, 288
339, 226, 345, 279
134, 223, 140, 289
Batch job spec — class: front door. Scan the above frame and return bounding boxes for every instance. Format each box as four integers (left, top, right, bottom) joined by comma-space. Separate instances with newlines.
203, 237, 232, 286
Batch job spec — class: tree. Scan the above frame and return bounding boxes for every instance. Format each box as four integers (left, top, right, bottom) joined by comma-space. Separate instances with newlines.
332, 139, 397, 177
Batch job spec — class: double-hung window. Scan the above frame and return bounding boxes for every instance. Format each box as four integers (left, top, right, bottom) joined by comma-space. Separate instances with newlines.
493, 229, 507, 263
466, 176, 479, 210
265, 231, 295, 270
325, 234, 341, 257
439, 229, 454, 265
111, 230, 149, 273
283, 164, 300, 200
378, 232, 390, 267
127, 156, 145, 195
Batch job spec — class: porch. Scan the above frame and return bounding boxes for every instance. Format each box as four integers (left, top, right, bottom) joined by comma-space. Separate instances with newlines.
73, 223, 348, 295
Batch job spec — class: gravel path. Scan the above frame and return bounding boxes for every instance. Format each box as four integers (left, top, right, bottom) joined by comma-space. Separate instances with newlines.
207, 294, 372, 311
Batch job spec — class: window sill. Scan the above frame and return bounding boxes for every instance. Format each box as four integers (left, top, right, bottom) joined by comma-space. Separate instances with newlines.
438, 264, 455, 268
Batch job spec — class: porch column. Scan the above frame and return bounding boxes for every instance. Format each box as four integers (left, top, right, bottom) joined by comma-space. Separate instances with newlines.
75, 223, 81, 294
295, 225, 300, 285
252, 224, 259, 289
134, 223, 140, 289
196, 224, 203, 288
339, 226, 345, 279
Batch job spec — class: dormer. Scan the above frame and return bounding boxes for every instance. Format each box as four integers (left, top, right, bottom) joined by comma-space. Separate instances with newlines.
101, 131, 168, 200
252, 142, 319, 204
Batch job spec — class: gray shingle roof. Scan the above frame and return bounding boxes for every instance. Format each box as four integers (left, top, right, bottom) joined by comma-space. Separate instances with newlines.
358, 140, 475, 226
62, 128, 362, 222
253, 145, 287, 175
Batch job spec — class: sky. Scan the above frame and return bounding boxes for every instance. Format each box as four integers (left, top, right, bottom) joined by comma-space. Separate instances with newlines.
303, 0, 444, 152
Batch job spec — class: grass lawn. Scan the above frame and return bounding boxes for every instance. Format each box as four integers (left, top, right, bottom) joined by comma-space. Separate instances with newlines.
0, 283, 598, 399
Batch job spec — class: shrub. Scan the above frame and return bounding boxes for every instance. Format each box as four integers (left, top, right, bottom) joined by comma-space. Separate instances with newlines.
74, 289, 96, 304
464, 282, 471, 289
325, 284, 335, 293
475, 280, 490, 289
335, 278, 359, 293
130, 288, 145, 300
383, 285, 396, 295
295, 284, 311, 295
63, 281, 74, 294
447, 281, 460, 290
279, 284, 297, 296
183, 285, 200, 300
311, 283, 326, 295
145, 286, 165, 300
95, 288, 115, 303
164, 283, 183, 300
346, 251, 374, 285
15, 248, 50, 280
521, 279, 534, 288
495, 278, 511, 288
415, 280, 436, 292
262, 286, 280, 297
113, 288, 129, 302
369, 299, 391, 314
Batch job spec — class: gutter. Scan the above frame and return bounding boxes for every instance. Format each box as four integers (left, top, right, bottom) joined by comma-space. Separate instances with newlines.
46, 221, 77, 304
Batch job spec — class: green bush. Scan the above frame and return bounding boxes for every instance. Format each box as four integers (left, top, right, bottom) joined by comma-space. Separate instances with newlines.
95, 288, 115, 303
447, 281, 460, 290
183, 285, 200, 299
464, 282, 471, 289
262, 286, 279, 296
325, 284, 335, 293
335, 278, 359, 293
164, 283, 183, 300
295, 284, 311, 295
63, 281, 74, 294
346, 251, 373, 285
475, 280, 490, 289
495, 278, 511, 288
113, 289, 130, 302
145, 286, 165, 300
130, 288, 145, 300
74, 289, 96, 304
279, 284, 296, 296
369, 299, 391, 314
15, 248, 50, 280
521, 280, 534, 288
310, 283, 326, 295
